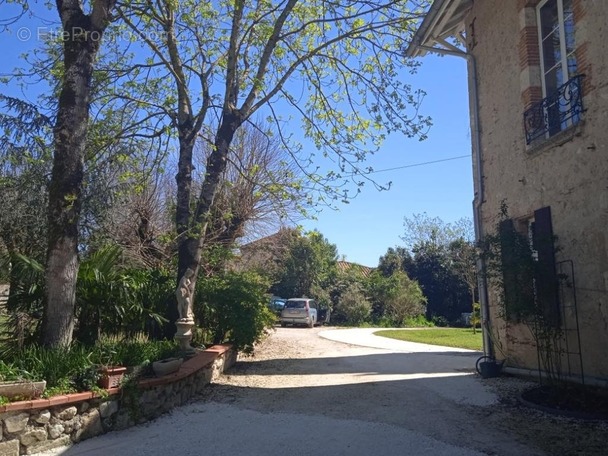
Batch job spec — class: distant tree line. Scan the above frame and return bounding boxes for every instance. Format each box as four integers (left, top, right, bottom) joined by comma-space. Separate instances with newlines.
379, 214, 477, 326
239, 213, 477, 328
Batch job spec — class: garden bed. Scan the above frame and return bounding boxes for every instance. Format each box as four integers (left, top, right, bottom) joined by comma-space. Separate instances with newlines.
520, 384, 608, 420
0, 345, 235, 455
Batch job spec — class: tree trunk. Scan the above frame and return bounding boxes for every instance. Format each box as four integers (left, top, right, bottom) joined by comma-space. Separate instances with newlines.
43, 1, 113, 347
175, 111, 241, 296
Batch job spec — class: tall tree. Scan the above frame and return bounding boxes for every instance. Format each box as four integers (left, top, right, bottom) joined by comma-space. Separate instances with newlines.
398, 214, 475, 323
0, 96, 52, 263
116, 0, 432, 315
200, 121, 306, 255
272, 230, 338, 299
378, 246, 413, 277
449, 238, 478, 330
409, 242, 469, 322
401, 212, 473, 251
43, 0, 117, 347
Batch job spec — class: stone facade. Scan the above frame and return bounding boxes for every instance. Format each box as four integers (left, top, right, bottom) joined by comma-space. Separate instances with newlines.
0, 345, 236, 455
408, 0, 608, 383
463, 0, 608, 381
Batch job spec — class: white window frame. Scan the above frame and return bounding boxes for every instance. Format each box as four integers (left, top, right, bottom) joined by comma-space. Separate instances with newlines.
536, 0, 575, 98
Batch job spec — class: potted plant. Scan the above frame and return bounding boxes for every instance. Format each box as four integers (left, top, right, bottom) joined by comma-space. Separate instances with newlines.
93, 343, 127, 388
98, 365, 127, 388
0, 361, 46, 400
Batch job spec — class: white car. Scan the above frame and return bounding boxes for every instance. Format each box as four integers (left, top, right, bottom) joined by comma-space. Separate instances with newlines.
280, 298, 317, 328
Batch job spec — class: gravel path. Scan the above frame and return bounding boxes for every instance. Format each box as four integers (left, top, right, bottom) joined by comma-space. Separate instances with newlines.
37, 326, 608, 455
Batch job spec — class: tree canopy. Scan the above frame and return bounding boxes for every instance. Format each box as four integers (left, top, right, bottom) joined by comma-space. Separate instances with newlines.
377, 214, 476, 324
0, 0, 436, 345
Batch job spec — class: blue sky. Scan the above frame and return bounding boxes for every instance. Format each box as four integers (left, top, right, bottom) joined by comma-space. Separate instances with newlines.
302, 55, 473, 267
1, 6, 473, 269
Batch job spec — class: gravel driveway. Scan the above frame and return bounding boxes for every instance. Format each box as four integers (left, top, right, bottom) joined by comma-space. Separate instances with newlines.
37, 327, 608, 456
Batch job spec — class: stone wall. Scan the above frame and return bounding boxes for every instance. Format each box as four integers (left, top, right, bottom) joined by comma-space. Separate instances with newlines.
0, 345, 236, 455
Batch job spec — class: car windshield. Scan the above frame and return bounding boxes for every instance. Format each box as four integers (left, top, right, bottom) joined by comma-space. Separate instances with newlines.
285, 300, 306, 309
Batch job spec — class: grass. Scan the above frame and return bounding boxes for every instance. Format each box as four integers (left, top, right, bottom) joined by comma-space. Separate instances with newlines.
374, 328, 483, 351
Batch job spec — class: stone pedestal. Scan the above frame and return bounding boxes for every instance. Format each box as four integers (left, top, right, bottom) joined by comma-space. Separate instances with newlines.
174, 319, 197, 358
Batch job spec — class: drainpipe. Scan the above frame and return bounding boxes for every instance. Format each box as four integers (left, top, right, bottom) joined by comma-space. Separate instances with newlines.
467, 56, 493, 359
415, 45, 493, 358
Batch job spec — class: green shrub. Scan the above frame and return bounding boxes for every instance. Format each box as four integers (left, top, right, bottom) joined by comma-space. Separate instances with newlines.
75, 247, 170, 345
72, 365, 101, 392
21, 345, 92, 387
0, 249, 172, 351
370, 316, 395, 328
382, 271, 427, 326
42, 378, 77, 398
91, 338, 180, 367
0, 360, 33, 382
0, 338, 181, 401
0, 254, 45, 355
402, 315, 434, 327
6, 345, 94, 389
333, 283, 371, 325
196, 271, 275, 353
431, 315, 449, 327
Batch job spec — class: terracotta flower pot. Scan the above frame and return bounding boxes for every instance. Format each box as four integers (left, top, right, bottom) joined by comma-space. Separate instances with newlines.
98, 366, 127, 389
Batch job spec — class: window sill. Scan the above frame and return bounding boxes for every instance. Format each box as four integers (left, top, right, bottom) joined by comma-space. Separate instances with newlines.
525, 120, 585, 156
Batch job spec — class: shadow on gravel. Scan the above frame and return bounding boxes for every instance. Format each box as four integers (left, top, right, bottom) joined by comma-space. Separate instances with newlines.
202, 367, 537, 455
227, 351, 481, 377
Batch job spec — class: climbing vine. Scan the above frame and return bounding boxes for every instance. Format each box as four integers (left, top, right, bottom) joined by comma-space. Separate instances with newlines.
480, 202, 566, 386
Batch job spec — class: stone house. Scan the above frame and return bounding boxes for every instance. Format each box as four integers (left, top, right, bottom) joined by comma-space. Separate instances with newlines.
407, 0, 608, 385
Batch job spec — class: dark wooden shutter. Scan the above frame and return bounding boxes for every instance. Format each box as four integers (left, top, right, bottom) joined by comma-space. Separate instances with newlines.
533, 206, 560, 326
499, 218, 536, 320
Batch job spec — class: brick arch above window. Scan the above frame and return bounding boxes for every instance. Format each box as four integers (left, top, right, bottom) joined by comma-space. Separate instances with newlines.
519, 0, 590, 101
519, 0, 590, 145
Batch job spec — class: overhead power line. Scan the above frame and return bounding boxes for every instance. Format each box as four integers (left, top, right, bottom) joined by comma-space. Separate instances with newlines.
366, 154, 471, 175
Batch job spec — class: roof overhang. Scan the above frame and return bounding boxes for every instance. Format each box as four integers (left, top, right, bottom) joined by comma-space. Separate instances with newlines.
406, 0, 473, 58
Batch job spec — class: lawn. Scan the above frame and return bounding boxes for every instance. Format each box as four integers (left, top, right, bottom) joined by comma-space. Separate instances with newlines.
374, 328, 483, 351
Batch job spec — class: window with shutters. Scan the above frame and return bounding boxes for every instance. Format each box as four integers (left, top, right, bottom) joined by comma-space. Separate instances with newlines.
499, 207, 560, 325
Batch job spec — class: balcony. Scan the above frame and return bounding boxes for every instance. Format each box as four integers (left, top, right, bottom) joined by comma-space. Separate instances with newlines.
523, 75, 585, 145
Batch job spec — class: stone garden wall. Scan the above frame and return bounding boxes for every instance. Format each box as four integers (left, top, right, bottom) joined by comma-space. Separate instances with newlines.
0, 344, 236, 455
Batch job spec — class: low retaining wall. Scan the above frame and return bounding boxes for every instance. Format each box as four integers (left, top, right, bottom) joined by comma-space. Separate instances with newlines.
0, 344, 236, 455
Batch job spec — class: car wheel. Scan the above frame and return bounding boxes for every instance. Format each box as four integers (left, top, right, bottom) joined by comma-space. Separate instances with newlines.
280, 322, 287, 327
308, 318, 315, 328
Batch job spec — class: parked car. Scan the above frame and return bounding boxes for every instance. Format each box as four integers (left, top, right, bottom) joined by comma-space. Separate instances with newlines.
280, 298, 317, 328
279, 298, 331, 327
268, 297, 286, 316
317, 304, 331, 325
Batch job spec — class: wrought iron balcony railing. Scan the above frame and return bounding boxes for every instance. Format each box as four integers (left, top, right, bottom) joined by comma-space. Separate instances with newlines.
524, 74, 585, 145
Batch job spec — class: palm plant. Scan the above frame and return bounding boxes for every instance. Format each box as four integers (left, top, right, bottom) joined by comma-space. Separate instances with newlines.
1, 245, 170, 353
0, 253, 45, 358
75, 245, 169, 344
